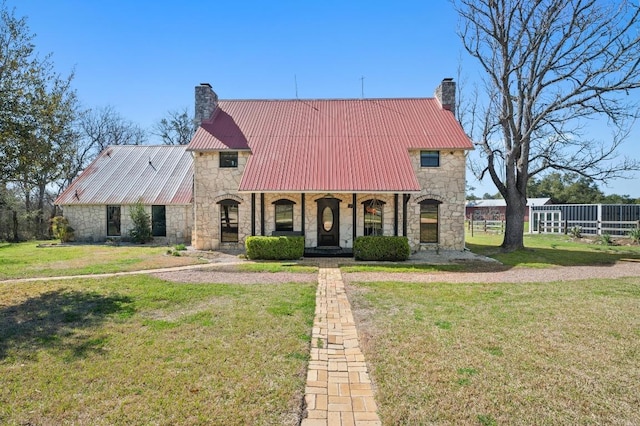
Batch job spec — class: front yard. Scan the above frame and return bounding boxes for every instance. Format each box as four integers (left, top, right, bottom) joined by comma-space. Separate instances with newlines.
2, 234, 640, 424
346, 276, 640, 424
0, 275, 315, 425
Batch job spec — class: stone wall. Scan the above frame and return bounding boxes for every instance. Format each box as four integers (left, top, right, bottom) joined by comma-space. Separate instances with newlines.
192, 151, 251, 250
406, 149, 467, 251
191, 150, 466, 252
62, 204, 192, 244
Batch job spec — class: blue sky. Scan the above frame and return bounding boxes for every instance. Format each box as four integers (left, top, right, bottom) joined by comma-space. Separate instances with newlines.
10, 0, 640, 197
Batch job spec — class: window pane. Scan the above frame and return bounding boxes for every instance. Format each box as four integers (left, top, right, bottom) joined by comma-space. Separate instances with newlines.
322, 206, 334, 232
364, 200, 383, 236
420, 204, 438, 243
221, 203, 238, 242
220, 152, 238, 168
420, 151, 440, 167
107, 206, 121, 236
275, 203, 294, 231
152, 205, 166, 237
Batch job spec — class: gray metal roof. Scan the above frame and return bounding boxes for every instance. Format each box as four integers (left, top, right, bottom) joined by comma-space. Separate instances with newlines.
466, 197, 551, 208
55, 145, 193, 205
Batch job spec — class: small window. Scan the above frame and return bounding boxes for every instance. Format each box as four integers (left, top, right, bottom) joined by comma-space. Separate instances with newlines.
107, 205, 121, 236
274, 199, 294, 232
420, 199, 441, 243
363, 199, 385, 236
420, 151, 440, 167
152, 205, 166, 237
220, 151, 238, 168
219, 199, 239, 242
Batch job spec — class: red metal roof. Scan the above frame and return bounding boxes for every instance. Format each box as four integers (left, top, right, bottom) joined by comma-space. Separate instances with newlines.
55, 145, 193, 205
187, 98, 473, 192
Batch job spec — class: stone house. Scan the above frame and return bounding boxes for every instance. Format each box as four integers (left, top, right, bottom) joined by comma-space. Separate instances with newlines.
55, 145, 193, 245
56, 78, 473, 254
188, 79, 472, 254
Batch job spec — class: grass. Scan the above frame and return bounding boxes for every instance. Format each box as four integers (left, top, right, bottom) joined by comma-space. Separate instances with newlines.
0, 241, 206, 280
0, 275, 316, 425
466, 232, 640, 267
347, 278, 640, 424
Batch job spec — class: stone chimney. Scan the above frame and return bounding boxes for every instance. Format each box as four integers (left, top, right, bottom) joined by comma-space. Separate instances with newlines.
435, 78, 456, 117
194, 83, 218, 128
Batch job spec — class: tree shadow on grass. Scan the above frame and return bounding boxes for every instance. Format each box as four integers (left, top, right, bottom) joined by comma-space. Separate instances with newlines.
0, 289, 134, 361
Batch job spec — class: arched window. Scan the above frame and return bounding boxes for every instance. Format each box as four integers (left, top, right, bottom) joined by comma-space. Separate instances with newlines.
362, 199, 385, 236
273, 199, 295, 232
218, 199, 239, 242
419, 199, 441, 243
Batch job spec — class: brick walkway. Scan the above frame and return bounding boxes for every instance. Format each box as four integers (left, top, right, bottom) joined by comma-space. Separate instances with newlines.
301, 266, 381, 426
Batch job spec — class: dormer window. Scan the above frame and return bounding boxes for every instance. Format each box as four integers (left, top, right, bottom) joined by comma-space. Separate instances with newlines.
420, 150, 440, 167
220, 151, 238, 168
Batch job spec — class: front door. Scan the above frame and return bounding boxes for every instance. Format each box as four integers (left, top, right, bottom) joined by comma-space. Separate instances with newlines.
317, 197, 340, 247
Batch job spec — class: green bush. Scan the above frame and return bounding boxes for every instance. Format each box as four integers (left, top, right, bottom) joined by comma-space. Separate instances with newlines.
245, 236, 304, 260
628, 227, 640, 244
50, 216, 74, 243
129, 201, 153, 244
353, 236, 411, 261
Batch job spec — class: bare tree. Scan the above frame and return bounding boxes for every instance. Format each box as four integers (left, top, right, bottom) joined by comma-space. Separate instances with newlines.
455, 0, 640, 251
79, 105, 146, 152
152, 108, 194, 145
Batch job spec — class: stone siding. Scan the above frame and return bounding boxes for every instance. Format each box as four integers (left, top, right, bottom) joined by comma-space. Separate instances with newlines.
192, 151, 251, 250
407, 149, 467, 251
62, 204, 192, 244
191, 150, 466, 252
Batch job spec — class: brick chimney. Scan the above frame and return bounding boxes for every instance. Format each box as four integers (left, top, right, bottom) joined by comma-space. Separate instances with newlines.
194, 83, 218, 128
435, 78, 456, 117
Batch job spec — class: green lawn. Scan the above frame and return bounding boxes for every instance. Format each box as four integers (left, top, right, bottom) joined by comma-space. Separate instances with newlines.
0, 275, 315, 425
0, 241, 206, 280
347, 277, 640, 424
466, 232, 640, 267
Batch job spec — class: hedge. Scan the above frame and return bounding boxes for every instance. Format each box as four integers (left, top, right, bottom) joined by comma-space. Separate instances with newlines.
245, 236, 305, 260
353, 236, 411, 261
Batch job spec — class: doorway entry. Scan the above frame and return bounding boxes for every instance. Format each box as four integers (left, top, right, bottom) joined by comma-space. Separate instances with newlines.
316, 197, 340, 247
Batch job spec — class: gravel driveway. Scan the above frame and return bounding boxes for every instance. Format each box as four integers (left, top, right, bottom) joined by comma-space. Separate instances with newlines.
151, 259, 640, 285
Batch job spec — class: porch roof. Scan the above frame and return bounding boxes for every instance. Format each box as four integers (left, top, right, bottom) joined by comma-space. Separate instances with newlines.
187, 98, 473, 192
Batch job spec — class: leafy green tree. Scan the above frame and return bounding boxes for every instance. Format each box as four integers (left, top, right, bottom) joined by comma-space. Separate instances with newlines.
0, 2, 78, 238
129, 202, 152, 244
456, 0, 640, 251
527, 172, 603, 204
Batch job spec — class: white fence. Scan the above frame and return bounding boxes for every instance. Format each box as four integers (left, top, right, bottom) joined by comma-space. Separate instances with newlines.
531, 204, 640, 236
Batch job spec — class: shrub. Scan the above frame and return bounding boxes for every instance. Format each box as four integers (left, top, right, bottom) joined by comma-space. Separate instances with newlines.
569, 226, 582, 239
353, 236, 411, 261
174, 243, 187, 251
129, 202, 153, 244
245, 236, 304, 260
50, 216, 74, 243
628, 227, 640, 244
597, 233, 613, 246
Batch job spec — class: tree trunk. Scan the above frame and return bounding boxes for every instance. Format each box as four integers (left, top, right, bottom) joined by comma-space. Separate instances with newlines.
501, 191, 526, 251
12, 210, 19, 242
